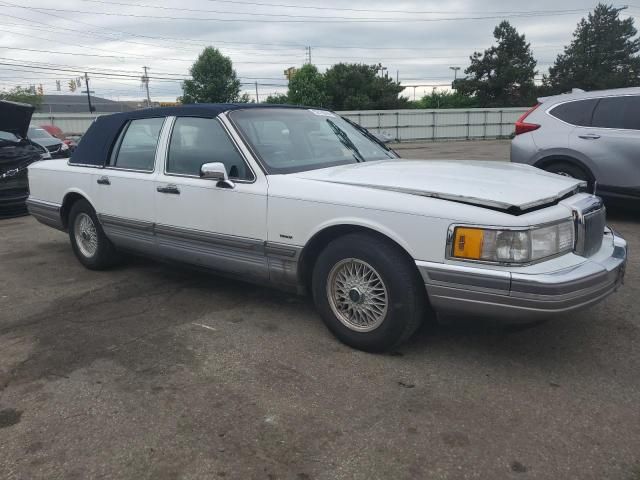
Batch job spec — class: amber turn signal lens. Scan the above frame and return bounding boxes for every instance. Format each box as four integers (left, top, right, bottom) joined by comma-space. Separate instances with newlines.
452, 227, 484, 260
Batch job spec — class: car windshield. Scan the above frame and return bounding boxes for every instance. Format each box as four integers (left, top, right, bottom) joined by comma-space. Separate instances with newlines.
28, 127, 54, 140
230, 108, 395, 174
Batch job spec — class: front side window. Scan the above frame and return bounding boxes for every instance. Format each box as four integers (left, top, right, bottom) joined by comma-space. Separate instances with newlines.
549, 99, 598, 126
166, 117, 252, 180
110, 117, 164, 171
592, 96, 640, 130
230, 108, 395, 174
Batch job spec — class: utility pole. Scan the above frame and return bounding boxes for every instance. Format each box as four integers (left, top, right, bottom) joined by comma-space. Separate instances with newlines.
81, 73, 94, 113
142, 66, 151, 107
305, 46, 312, 64
255, 81, 259, 103
396, 70, 399, 83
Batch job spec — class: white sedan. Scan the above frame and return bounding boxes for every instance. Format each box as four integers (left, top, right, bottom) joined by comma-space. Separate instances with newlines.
26, 105, 627, 351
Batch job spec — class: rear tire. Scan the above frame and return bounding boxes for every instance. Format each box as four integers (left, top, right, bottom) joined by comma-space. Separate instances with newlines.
312, 233, 427, 352
543, 161, 592, 188
68, 199, 119, 270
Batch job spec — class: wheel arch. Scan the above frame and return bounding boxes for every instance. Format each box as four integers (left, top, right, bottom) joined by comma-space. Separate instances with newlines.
297, 221, 418, 291
534, 154, 595, 183
60, 189, 96, 229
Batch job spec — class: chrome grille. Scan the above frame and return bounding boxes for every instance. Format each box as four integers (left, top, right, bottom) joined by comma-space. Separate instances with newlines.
574, 198, 606, 257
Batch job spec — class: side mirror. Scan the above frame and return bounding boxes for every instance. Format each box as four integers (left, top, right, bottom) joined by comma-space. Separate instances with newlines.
200, 162, 235, 188
200, 162, 227, 181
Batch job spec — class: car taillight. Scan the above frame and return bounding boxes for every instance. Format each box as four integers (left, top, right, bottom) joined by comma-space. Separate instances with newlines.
514, 103, 541, 135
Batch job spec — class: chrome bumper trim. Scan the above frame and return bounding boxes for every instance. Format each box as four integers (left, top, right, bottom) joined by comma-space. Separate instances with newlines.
26, 198, 64, 231
417, 230, 627, 320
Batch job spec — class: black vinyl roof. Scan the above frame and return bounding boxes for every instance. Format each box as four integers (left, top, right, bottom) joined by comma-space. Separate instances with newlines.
70, 103, 309, 167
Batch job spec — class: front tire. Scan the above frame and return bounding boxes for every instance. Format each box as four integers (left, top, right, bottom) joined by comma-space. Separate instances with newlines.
312, 233, 427, 352
543, 161, 592, 187
68, 199, 119, 270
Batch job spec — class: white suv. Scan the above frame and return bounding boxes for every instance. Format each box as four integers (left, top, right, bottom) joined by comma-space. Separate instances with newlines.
511, 87, 640, 204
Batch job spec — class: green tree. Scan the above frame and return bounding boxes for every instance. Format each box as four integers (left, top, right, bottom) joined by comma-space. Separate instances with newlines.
414, 89, 480, 109
180, 47, 242, 103
545, 4, 640, 92
264, 93, 289, 104
323, 63, 408, 110
287, 64, 328, 107
455, 21, 537, 107
0, 86, 42, 107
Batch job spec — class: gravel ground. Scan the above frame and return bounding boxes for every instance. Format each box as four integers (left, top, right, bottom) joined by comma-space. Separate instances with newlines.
394, 139, 511, 160
1, 140, 638, 480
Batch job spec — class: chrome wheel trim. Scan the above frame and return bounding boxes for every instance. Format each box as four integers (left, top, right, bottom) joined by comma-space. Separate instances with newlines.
74, 213, 99, 258
326, 258, 389, 332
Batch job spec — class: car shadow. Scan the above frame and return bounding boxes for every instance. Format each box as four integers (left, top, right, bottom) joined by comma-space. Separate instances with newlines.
605, 203, 640, 223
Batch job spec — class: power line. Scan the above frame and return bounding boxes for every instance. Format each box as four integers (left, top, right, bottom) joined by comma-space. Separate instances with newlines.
81, 0, 600, 15
74, 0, 593, 20
1, 8, 567, 52
0, 3, 595, 23
0, 62, 290, 86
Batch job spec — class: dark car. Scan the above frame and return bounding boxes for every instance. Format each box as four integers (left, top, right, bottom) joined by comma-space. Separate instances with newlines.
40, 124, 78, 152
0, 100, 49, 217
27, 126, 71, 159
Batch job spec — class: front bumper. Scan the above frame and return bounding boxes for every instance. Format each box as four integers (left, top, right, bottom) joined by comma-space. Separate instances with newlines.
417, 228, 627, 321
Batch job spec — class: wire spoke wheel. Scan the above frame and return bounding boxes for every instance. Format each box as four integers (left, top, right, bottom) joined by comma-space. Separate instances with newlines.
74, 212, 98, 258
327, 258, 389, 332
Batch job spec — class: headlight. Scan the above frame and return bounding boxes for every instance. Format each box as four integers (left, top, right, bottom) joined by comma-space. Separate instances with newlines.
60, 142, 69, 151
450, 220, 574, 264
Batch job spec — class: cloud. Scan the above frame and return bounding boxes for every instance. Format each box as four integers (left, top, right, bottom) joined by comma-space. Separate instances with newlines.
0, 0, 612, 101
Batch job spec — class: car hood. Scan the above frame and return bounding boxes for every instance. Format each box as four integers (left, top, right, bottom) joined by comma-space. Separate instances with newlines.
291, 160, 586, 212
0, 100, 35, 138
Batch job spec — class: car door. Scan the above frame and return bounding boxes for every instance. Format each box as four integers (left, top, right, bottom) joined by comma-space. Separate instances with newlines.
569, 95, 640, 191
94, 116, 167, 253
154, 115, 269, 280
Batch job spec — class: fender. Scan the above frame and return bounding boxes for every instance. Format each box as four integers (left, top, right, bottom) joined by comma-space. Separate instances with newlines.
60, 188, 97, 229
533, 152, 597, 182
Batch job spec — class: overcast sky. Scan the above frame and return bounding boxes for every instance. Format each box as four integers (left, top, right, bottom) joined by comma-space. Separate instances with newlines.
0, 0, 636, 104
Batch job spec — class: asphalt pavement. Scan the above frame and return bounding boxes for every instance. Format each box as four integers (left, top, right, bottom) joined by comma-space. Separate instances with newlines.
1, 140, 638, 480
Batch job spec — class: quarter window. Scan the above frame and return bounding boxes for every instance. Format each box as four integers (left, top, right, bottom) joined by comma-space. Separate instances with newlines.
167, 117, 252, 180
549, 99, 598, 126
592, 96, 640, 130
110, 117, 164, 171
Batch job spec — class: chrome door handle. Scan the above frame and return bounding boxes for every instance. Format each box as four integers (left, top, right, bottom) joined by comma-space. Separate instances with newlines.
97, 176, 110, 185
578, 134, 600, 139
156, 184, 180, 194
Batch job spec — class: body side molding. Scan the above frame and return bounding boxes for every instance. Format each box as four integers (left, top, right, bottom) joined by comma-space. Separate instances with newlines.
26, 198, 64, 231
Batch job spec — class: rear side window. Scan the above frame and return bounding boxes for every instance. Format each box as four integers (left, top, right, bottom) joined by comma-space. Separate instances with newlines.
167, 117, 252, 180
110, 117, 164, 171
592, 96, 640, 130
549, 99, 598, 126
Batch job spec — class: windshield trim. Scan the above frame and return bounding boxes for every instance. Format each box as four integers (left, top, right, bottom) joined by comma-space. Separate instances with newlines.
227, 107, 395, 175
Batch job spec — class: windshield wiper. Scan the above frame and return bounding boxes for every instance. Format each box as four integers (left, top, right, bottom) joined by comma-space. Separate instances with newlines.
326, 119, 365, 163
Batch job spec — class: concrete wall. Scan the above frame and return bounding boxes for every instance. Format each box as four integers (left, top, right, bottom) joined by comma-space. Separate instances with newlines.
32, 107, 528, 141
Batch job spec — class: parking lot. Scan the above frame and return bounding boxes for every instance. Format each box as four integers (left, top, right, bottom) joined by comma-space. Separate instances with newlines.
1, 140, 638, 480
